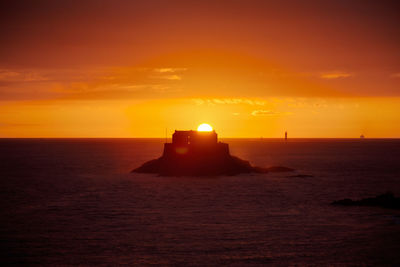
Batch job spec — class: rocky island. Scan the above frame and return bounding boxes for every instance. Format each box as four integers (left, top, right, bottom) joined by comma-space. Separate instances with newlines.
132, 129, 293, 176
331, 192, 400, 210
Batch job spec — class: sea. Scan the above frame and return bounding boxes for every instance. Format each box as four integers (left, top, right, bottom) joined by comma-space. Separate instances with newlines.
1, 138, 400, 266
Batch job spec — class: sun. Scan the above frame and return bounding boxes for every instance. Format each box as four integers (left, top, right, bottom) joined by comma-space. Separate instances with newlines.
197, 123, 213, 132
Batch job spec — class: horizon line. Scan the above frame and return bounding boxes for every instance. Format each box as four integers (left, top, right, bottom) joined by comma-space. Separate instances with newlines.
1, 137, 400, 140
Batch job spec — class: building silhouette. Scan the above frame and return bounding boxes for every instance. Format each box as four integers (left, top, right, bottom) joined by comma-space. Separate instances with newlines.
132, 128, 294, 176
164, 130, 229, 157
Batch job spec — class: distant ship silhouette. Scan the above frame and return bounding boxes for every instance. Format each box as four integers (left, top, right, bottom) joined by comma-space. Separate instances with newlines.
132, 129, 294, 176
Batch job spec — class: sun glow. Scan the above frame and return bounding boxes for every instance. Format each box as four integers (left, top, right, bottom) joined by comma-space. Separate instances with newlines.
197, 123, 213, 132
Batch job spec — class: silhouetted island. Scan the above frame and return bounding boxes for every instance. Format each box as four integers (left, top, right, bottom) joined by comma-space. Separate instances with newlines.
132, 129, 294, 176
331, 192, 400, 210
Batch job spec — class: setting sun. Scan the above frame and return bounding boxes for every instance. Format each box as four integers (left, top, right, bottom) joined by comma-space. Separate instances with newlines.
197, 123, 213, 132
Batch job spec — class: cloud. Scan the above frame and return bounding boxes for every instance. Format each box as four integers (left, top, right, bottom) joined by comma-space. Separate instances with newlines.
287, 99, 328, 108
150, 68, 186, 80
59, 83, 180, 100
0, 66, 190, 101
391, 73, 400, 78
192, 98, 265, 106
161, 74, 182, 80
320, 72, 352, 79
154, 68, 187, 73
0, 69, 49, 82
251, 110, 289, 116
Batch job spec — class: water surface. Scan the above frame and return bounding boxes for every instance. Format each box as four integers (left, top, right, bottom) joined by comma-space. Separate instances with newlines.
1, 138, 400, 265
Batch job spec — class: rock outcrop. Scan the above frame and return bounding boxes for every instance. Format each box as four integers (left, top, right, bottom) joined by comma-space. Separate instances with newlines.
331, 192, 400, 210
133, 154, 270, 176
132, 129, 294, 176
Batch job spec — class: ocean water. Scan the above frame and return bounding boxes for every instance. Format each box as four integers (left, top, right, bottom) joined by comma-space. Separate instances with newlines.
1, 138, 400, 266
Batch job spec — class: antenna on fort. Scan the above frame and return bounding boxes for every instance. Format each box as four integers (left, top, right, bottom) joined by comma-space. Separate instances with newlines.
285, 131, 288, 141
165, 128, 167, 143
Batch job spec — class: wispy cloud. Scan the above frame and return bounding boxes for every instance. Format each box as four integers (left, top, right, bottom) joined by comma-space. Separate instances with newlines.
391, 73, 400, 78
0, 66, 189, 101
154, 68, 187, 73
192, 98, 265, 106
251, 110, 290, 116
320, 72, 352, 79
161, 74, 182, 80
287, 99, 328, 108
150, 68, 186, 80
0, 69, 49, 82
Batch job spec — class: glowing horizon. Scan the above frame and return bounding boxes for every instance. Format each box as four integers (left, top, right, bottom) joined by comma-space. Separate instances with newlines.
0, 1, 399, 138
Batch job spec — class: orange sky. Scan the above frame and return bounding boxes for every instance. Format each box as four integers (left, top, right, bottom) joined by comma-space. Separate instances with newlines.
0, 0, 399, 137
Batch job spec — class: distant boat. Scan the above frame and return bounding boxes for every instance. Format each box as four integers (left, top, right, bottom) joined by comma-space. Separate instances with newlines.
360, 134, 365, 139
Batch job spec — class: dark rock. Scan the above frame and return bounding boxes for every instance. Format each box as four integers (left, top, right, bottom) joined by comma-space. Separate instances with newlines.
331, 192, 400, 210
133, 154, 270, 176
132, 129, 293, 176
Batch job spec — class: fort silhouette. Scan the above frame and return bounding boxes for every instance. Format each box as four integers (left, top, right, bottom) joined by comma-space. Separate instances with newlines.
132, 129, 293, 176
164, 130, 228, 160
